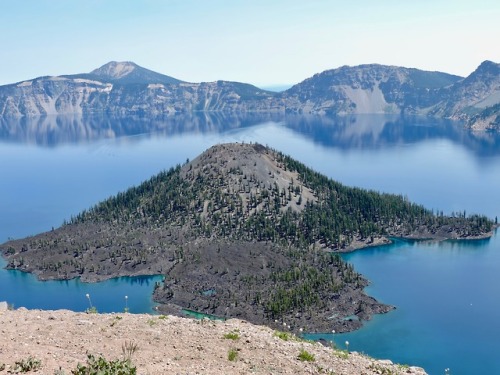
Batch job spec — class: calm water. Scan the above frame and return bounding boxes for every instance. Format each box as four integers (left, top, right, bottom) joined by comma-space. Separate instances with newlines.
1, 114, 500, 374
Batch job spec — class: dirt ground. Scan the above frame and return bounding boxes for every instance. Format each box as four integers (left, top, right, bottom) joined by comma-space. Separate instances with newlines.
0, 308, 427, 375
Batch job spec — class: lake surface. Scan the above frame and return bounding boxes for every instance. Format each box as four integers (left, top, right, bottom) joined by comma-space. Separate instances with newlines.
1, 113, 500, 374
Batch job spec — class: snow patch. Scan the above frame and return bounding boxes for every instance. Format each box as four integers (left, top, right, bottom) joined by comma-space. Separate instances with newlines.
17, 81, 32, 87
73, 78, 106, 85
148, 83, 165, 89
48, 76, 69, 81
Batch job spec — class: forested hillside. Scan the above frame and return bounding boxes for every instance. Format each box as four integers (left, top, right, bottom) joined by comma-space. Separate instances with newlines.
0, 143, 493, 332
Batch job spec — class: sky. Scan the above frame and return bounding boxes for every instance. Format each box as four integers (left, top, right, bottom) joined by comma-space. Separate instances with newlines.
0, 0, 499, 87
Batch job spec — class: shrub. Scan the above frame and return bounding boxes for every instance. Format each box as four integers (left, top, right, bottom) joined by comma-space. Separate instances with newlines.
12, 356, 42, 373
297, 349, 315, 362
223, 331, 240, 340
121, 341, 139, 362
227, 348, 238, 362
273, 330, 291, 341
71, 354, 136, 375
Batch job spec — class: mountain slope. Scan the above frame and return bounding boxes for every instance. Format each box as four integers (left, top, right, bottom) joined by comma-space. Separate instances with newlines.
428, 60, 500, 130
0, 309, 428, 375
0, 143, 493, 333
81, 61, 184, 85
281, 64, 462, 115
0, 60, 498, 129
0, 62, 278, 117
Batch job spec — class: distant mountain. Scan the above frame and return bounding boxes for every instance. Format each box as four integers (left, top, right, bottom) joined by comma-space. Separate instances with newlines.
0, 62, 278, 117
80, 61, 184, 85
0, 61, 498, 130
280, 64, 462, 115
428, 60, 500, 130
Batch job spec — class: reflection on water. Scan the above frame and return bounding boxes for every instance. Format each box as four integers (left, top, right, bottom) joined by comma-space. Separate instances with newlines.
1, 113, 500, 374
1, 113, 500, 159
0, 113, 281, 146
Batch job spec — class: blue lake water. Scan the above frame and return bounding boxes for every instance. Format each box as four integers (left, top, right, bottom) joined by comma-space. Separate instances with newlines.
1, 113, 500, 374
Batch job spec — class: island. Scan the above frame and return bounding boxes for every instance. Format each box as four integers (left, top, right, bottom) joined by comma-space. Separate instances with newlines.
0, 143, 494, 334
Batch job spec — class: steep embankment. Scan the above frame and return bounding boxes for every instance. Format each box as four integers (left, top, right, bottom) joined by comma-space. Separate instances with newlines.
0, 308, 427, 375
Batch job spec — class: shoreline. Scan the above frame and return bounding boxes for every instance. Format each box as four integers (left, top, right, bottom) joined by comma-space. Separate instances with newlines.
3, 226, 497, 282
336, 225, 499, 254
0, 227, 496, 336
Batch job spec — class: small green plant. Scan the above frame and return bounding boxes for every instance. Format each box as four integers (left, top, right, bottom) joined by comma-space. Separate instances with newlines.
158, 314, 168, 320
147, 318, 157, 326
333, 349, 349, 359
223, 331, 240, 340
273, 330, 291, 341
124, 295, 129, 313
85, 293, 97, 314
367, 363, 396, 375
297, 349, 315, 362
71, 354, 136, 375
227, 348, 238, 362
121, 341, 139, 362
11, 356, 41, 373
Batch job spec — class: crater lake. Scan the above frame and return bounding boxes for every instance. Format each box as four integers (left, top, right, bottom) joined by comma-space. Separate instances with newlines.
1, 113, 500, 375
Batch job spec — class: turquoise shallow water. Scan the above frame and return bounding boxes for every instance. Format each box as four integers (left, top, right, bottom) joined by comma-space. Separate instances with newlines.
1, 114, 500, 374
0, 256, 162, 313
305, 233, 500, 375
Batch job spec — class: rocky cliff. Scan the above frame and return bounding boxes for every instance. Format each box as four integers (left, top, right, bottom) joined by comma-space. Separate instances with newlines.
0, 60, 498, 129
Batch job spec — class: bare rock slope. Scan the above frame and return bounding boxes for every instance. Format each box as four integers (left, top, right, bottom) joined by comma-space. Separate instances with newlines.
0, 308, 427, 375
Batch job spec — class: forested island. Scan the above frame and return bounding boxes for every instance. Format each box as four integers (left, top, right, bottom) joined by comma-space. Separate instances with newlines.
0, 143, 494, 333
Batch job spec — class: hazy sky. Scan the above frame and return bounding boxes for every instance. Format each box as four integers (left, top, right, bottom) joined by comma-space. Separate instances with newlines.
1, 0, 499, 87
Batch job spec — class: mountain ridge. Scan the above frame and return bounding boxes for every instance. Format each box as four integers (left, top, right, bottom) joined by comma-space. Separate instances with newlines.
0, 60, 498, 129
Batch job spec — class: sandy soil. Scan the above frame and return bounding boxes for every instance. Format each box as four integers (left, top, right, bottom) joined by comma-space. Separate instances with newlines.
0, 308, 427, 375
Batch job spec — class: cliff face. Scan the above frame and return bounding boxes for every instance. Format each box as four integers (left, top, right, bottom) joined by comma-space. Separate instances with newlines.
0, 60, 498, 129
0, 77, 280, 117
428, 61, 500, 130
281, 64, 461, 115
